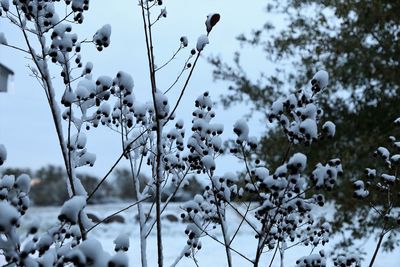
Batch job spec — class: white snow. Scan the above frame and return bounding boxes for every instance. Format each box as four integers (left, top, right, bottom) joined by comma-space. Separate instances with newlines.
0, 201, 19, 233
109, 252, 129, 267
115, 71, 134, 93
93, 24, 112, 48
10, 202, 399, 267
59, 196, 86, 224
0, 175, 14, 189
299, 118, 318, 140
196, 34, 209, 52
15, 173, 31, 193
381, 173, 396, 183
288, 153, 307, 172
77, 151, 96, 167
312, 70, 329, 90
201, 155, 215, 171
376, 147, 390, 159
233, 118, 249, 143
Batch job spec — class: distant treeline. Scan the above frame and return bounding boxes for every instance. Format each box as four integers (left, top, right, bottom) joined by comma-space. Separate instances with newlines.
0, 165, 204, 206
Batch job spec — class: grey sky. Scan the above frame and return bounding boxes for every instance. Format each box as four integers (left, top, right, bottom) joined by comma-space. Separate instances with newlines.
0, 0, 273, 177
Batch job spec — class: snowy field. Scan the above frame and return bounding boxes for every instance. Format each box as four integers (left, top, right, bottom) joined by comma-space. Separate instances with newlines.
5, 202, 400, 267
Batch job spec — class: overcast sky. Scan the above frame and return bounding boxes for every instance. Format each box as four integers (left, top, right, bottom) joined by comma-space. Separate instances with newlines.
0, 0, 278, 177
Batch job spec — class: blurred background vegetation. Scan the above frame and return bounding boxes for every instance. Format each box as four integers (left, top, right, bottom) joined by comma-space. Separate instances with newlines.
211, 0, 400, 251
0, 165, 203, 205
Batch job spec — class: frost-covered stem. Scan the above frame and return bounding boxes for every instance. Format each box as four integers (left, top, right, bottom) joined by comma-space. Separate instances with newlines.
140, 1, 163, 265
124, 125, 148, 267
62, 53, 76, 198
210, 179, 232, 267
128, 154, 148, 267
241, 146, 260, 195
63, 55, 87, 239
78, 211, 87, 240
15, 5, 75, 194
170, 246, 188, 267
368, 230, 386, 267
279, 244, 284, 267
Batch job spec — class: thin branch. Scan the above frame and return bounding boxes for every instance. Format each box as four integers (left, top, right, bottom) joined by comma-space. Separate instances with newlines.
1, 43, 33, 56
155, 46, 182, 72
86, 131, 148, 201
164, 53, 201, 124
85, 197, 151, 234
192, 219, 254, 264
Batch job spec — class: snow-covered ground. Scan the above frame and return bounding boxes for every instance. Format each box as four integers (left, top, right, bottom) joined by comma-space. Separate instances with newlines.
6, 203, 400, 266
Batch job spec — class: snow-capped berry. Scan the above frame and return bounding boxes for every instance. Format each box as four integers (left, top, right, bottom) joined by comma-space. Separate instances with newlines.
365, 168, 376, 178
78, 239, 109, 266
0, 201, 19, 233
205, 13, 220, 33
233, 119, 249, 143
269, 98, 285, 120
61, 89, 76, 107
15, 174, 31, 193
0, 32, 7, 45
114, 233, 129, 252
381, 173, 396, 184
299, 118, 318, 141
201, 155, 215, 171
82, 62, 93, 75
159, 7, 167, 18
96, 75, 113, 90
0, 144, 6, 165
93, 24, 111, 49
322, 121, 336, 138
0, 0, 9, 12
77, 151, 96, 167
108, 252, 128, 267
295, 252, 326, 267
115, 71, 134, 93
59, 196, 86, 224
375, 147, 390, 159
311, 70, 329, 92
196, 34, 209, 52
0, 175, 14, 189
288, 153, 307, 173
180, 36, 188, 47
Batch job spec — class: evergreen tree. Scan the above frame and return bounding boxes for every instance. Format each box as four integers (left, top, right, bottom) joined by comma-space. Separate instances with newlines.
211, 0, 400, 250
